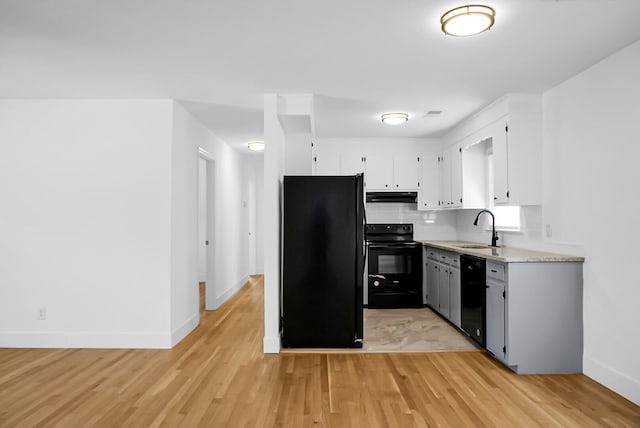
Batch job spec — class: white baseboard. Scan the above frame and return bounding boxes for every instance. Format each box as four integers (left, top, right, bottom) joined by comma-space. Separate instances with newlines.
584, 355, 640, 405
0, 331, 172, 349
208, 275, 249, 310
263, 335, 281, 353
171, 312, 200, 347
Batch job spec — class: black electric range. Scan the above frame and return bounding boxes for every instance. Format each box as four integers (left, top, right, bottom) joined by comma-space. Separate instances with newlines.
366, 224, 423, 308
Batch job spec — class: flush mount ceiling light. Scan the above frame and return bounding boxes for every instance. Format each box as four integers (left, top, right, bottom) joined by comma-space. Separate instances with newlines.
441, 4, 495, 37
247, 140, 265, 151
381, 112, 409, 125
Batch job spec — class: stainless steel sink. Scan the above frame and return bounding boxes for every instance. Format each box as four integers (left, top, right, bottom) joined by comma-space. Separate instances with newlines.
454, 244, 489, 249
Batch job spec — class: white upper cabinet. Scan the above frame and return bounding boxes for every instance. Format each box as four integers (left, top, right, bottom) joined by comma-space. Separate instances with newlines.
365, 154, 419, 191
310, 140, 436, 195
438, 151, 450, 207
444, 93, 542, 206
502, 95, 542, 206
393, 155, 420, 190
312, 152, 340, 175
340, 153, 366, 175
491, 120, 510, 204
438, 146, 462, 208
418, 154, 439, 210
364, 154, 394, 190
450, 147, 462, 208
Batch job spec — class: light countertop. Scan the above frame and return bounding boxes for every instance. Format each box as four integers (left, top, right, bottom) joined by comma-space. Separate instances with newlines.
419, 241, 585, 263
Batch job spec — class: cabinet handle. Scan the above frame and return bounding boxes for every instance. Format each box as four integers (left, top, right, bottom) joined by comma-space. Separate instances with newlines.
385, 184, 388, 188
491, 269, 498, 273
494, 197, 498, 200
396, 184, 399, 187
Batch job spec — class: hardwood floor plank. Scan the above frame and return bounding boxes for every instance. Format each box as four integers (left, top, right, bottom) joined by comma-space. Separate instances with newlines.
1, 275, 638, 427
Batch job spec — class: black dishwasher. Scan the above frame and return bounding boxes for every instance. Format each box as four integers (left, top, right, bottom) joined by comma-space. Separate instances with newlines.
460, 255, 486, 347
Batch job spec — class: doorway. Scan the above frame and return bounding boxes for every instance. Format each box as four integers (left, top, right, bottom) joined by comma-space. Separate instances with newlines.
198, 149, 216, 311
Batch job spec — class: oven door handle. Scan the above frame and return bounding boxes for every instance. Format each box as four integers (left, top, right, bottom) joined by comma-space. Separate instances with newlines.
367, 243, 421, 249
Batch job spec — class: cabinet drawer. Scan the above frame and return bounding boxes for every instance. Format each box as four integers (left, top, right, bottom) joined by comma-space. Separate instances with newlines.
450, 255, 460, 268
439, 253, 451, 264
426, 247, 439, 260
487, 262, 505, 281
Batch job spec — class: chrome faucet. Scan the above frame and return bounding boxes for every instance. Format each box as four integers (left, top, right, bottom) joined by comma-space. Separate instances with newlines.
473, 209, 499, 247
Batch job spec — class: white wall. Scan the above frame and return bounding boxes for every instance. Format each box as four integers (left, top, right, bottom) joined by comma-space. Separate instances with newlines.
0, 99, 254, 349
263, 94, 286, 353
453, 40, 640, 404
0, 100, 174, 348
173, 102, 250, 311
541, 40, 640, 404
169, 102, 201, 345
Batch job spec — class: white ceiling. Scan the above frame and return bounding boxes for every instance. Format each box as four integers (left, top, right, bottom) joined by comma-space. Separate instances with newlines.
2, 0, 640, 153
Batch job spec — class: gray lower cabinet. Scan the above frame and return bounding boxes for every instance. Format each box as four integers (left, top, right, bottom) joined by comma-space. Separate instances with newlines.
424, 247, 460, 325
437, 262, 450, 318
424, 245, 584, 374
424, 248, 440, 310
485, 263, 506, 362
485, 261, 583, 374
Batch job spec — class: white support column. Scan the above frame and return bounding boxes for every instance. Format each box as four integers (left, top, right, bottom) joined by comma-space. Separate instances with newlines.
263, 94, 286, 353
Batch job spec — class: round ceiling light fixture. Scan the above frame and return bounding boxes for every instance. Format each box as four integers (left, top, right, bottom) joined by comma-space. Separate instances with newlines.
441, 4, 495, 37
381, 112, 409, 125
247, 140, 265, 151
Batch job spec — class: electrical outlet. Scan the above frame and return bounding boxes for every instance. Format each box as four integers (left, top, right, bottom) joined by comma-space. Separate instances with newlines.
37, 306, 46, 320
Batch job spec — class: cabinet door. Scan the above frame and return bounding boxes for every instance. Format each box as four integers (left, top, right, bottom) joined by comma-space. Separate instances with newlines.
426, 259, 439, 308
449, 266, 461, 328
393, 155, 419, 190
341, 154, 365, 175
364, 154, 393, 190
492, 120, 510, 204
438, 153, 451, 207
486, 279, 506, 361
313, 153, 341, 175
437, 262, 450, 318
418, 154, 439, 210
450, 147, 463, 208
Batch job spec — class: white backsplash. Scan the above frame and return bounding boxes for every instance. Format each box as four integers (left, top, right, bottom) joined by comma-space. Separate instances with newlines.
455, 206, 584, 255
367, 203, 583, 256
365, 203, 457, 241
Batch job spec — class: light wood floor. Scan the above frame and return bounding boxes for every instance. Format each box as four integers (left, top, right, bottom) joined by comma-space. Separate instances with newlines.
1, 276, 638, 427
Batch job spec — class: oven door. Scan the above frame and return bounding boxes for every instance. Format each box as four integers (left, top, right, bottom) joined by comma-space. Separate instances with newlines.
367, 242, 422, 308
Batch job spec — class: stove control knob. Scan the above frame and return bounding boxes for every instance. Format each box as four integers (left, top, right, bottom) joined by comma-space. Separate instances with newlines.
373, 281, 380, 287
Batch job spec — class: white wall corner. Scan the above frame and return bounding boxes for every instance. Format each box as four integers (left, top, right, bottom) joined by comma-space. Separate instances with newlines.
171, 313, 200, 347
209, 276, 250, 310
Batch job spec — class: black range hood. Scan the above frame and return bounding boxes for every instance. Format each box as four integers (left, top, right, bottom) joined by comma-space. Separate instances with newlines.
366, 191, 417, 203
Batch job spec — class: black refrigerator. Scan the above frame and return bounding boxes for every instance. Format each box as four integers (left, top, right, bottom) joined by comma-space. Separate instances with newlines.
281, 175, 365, 348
